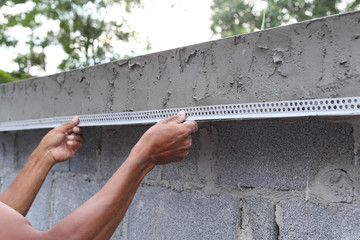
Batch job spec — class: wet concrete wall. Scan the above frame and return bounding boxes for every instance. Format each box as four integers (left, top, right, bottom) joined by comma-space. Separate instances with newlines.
1, 11, 360, 240
1, 11, 360, 122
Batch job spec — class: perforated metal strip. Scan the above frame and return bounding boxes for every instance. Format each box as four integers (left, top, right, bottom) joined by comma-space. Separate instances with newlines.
1, 96, 360, 131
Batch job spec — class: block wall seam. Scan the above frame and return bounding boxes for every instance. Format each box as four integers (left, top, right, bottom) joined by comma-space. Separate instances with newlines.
95, 127, 103, 179
49, 173, 56, 228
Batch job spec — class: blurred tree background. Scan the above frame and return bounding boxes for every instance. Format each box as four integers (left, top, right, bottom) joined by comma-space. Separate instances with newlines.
0, 0, 142, 83
1, 0, 360, 84
211, 0, 360, 38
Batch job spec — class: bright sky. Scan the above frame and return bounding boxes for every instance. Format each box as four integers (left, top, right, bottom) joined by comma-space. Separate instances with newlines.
0, 0, 215, 76
124, 0, 215, 53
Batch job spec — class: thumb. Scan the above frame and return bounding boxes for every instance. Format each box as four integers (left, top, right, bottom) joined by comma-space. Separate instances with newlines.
55, 116, 79, 132
165, 110, 186, 124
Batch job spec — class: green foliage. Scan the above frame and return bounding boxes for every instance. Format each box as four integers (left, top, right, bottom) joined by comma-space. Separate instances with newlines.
0, 69, 31, 84
0, 0, 141, 77
211, 0, 360, 37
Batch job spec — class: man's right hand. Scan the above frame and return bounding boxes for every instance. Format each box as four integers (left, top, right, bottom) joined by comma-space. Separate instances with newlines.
132, 111, 198, 166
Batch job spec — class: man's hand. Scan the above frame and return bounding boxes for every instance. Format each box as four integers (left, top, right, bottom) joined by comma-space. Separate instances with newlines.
0, 112, 198, 239
133, 111, 198, 166
0, 117, 84, 216
39, 116, 85, 163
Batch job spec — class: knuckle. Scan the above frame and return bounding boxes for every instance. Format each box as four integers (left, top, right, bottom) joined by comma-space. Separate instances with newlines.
180, 127, 189, 136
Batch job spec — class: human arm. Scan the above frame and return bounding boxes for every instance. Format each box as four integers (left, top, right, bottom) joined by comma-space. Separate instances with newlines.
0, 117, 84, 216
0, 111, 197, 240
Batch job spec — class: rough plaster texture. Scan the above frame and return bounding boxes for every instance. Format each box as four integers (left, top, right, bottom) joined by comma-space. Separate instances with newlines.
1, 12, 360, 122
1, 12, 360, 240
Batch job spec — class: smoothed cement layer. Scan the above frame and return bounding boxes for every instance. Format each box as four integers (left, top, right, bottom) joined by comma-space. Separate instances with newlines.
1, 11, 360, 122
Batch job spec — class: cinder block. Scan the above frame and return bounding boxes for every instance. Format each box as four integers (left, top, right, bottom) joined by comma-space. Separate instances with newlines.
1, 172, 51, 231
217, 119, 354, 190
243, 197, 278, 240
51, 176, 104, 225
69, 127, 98, 174
278, 200, 360, 239
27, 175, 52, 231
128, 186, 240, 240
15, 129, 69, 171
15, 129, 49, 168
0, 132, 15, 169
51, 176, 124, 237
0, 172, 17, 193
100, 125, 159, 180
162, 130, 200, 181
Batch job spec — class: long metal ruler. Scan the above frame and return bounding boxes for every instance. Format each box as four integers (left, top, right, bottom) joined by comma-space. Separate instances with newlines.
1, 96, 360, 132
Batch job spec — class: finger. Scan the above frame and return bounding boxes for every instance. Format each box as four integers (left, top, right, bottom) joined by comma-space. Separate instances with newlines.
171, 152, 188, 163
164, 110, 186, 124
67, 134, 85, 144
67, 141, 83, 152
66, 126, 81, 136
73, 126, 81, 134
179, 149, 190, 159
56, 116, 79, 133
183, 120, 198, 133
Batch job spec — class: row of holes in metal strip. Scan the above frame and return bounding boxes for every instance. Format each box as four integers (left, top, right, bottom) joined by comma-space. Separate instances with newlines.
1, 97, 359, 129
76, 97, 360, 122
79, 109, 182, 122
183, 99, 360, 116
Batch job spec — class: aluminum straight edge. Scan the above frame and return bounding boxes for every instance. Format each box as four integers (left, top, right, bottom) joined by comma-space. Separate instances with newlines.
1, 96, 360, 132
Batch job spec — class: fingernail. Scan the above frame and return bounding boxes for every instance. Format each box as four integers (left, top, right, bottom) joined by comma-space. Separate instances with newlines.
67, 141, 73, 145
178, 110, 185, 116
72, 116, 79, 122
68, 135, 75, 140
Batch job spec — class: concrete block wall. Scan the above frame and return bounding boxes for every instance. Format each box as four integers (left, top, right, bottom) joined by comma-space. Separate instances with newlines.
1, 11, 360, 239
1, 119, 360, 239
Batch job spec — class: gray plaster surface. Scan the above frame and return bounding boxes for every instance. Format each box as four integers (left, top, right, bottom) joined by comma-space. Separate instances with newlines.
128, 186, 240, 240
309, 167, 356, 203
1, 12, 360, 122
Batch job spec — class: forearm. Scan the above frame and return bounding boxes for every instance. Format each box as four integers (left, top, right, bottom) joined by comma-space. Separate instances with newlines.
0, 147, 54, 216
47, 147, 153, 240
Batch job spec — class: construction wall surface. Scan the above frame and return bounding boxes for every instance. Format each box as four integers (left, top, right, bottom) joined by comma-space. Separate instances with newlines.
1, 11, 360, 239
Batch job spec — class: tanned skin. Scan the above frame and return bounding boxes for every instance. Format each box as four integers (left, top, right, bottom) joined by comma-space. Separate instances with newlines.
0, 111, 197, 240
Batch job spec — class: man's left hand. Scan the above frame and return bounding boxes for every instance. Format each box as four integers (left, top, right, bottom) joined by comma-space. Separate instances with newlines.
39, 116, 85, 163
